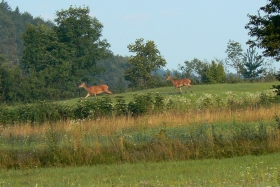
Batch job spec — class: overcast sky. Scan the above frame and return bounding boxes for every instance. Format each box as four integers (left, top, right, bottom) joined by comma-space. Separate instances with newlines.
6, 0, 280, 71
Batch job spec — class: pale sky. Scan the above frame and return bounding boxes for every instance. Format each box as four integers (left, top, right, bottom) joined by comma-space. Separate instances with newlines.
6, 0, 280, 71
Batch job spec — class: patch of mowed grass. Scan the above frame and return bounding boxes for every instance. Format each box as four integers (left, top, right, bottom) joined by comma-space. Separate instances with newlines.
1, 152, 280, 186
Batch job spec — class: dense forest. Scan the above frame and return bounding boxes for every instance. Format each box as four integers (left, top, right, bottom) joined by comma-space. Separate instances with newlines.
0, 1, 136, 103
0, 0, 279, 104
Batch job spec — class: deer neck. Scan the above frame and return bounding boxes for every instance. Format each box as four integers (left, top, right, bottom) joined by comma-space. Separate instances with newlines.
83, 84, 90, 92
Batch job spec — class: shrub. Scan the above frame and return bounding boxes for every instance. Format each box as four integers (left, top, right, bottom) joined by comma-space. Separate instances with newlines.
128, 94, 153, 116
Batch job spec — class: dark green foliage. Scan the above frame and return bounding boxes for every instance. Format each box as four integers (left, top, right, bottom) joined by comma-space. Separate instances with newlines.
124, 38, 166, 89
204, 60, 226, 84
179, 58, 226, 84
96, 55, 131, 93
54, 6, 111, 83
114, 96, 128, 116
0, 101, 71, 125
128, 94, 153, 116
239, 47, 265, 80
272, 70, 280, 96
246, 0, 280, 60
0, 0, 53, 65
0, 55, 22, 103
73, 96, 113, 119
154, 93, 165, 113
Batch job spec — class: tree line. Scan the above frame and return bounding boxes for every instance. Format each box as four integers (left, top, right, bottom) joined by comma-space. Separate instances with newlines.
0, 0, 279, 104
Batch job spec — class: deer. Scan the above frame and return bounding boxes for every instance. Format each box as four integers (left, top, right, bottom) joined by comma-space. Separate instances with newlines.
78, 82, 113, 99
166, 75, 193, 94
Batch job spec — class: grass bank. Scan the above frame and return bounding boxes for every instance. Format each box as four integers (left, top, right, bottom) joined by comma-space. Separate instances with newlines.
1, 152, 280, 186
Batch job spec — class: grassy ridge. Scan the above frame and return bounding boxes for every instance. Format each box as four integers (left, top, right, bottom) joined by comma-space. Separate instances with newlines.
64, 81, 279, 105
1, 152, 280, 186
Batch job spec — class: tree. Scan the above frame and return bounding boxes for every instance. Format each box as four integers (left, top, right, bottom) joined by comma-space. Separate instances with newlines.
54, 6, 111, 84
124, 38, 166, 89
203, 60, 226, 84
96, 55, 131, 93
0, 54, 21, 103
179, 59, 197, 78
245, 0, 280, 61
20, 6, 111, 101
178, 58, 206, 84
21, 24, 72, 101
239, 47, 264, 81
225, 40, 243, 75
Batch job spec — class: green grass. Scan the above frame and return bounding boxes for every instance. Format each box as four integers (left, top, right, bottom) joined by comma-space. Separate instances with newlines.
62, 81, 279, 105
1, 81, 280, 186
1, 152, 280, 186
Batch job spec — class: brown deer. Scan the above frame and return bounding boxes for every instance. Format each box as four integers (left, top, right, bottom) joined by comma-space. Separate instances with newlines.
166, 75, 192, 94
79, 82, 113, 99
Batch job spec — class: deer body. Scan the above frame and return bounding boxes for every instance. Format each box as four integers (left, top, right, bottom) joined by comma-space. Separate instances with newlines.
79, 82, 113, 99
166, 75, 192, 94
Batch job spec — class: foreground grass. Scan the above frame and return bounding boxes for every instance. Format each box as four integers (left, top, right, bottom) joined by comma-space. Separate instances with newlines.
1, 152, 280, 186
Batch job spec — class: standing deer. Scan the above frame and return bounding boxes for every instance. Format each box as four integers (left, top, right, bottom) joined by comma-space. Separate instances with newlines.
79, 82, 113, 99
166, 75, 193, 94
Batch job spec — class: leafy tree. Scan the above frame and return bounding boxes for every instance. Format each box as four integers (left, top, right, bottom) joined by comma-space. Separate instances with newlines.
96, 55, 131, 93
0, 0, 53, 66
179, 59, 197, 78
124, 38, 166, 89
0, 1, 17, 63
245, 0, 280, 61
21, 24, 73, 101
0, 54, 21, 103
20, 6, 111, 102
239, 47, 264, 81
225, 40, 243, 75
203, 60, 226, 84
54, 6, 111, 84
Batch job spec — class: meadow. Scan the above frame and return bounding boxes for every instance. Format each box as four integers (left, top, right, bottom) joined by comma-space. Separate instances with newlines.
1, 81, 280, 186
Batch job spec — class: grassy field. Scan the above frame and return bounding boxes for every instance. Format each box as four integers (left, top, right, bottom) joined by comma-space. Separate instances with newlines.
1, 152, 280, 186
63, 81, 279, 105
1, 81, 280, 186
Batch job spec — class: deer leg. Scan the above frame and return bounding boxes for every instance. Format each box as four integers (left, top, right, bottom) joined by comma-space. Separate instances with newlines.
105, 91, 114, 97
85, 93, 90, 98
106, 91, 113, 95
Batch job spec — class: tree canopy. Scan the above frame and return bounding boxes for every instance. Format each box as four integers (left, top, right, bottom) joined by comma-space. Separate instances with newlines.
245, 0, 280, 61
124, 38, 166, 89
239, 47, 264, 81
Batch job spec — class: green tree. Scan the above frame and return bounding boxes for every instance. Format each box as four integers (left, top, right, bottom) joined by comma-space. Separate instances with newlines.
245, 0, 280, 61
203, 60, 226, 84
0, 54, 21, 103
124, 38, 166, 89
0, 1, 17, 63
239, 47, 264, 81
21, 24, 73, 101
225, 40, 243, 75
179, 59, 197, 78
54, 6, 111, 84
96, 55, 130, 93
20, 6, 111, 102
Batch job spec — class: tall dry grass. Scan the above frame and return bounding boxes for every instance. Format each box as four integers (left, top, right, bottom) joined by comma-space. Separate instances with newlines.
2, 105, 279, 138
1, 105, 280, 169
